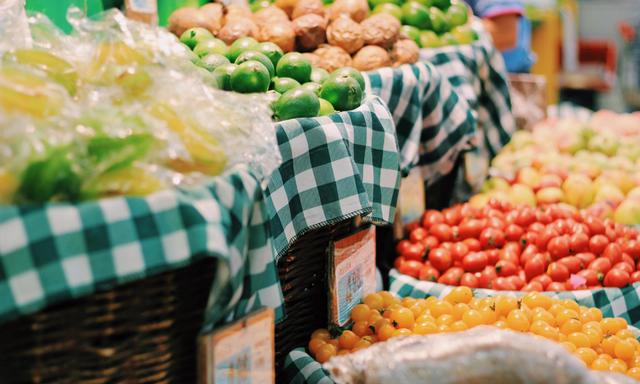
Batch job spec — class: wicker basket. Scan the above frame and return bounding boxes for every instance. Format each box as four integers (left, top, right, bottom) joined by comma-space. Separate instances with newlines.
0, 258, 216, 384
275, 218, 359, 379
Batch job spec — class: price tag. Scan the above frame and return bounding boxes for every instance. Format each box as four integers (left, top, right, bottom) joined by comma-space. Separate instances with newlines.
125, 0, 158, 24
398, 167, 425, 225
198, 308, 275, 384
328, 226, 377, 327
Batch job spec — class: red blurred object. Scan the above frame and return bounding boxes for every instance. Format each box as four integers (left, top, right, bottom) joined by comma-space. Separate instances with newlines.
619, 21, 637, 43
559, 40, 617, 92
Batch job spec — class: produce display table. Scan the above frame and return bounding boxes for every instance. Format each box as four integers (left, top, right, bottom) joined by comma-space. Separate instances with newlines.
266, 96, 401, 259
364, 62, 477, 181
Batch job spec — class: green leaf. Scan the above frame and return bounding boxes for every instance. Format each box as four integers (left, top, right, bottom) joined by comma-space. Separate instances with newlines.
87, 133, 154, 174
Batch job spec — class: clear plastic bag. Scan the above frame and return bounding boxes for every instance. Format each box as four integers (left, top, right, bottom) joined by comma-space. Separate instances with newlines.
0, 0, 31, 51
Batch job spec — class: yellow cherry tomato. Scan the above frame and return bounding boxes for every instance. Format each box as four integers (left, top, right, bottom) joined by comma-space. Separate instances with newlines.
445, 286, 473, 304
506, 309, 530, 332
462, 309, 484, 328
575, 347, 598, 366
363, 293, 384, 311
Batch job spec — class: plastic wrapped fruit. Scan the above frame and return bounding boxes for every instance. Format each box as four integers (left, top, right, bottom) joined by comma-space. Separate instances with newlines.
312, 44, 353, 72
391, 39, 420, 66
168, 7, 217, 37
7, 48, 78, 95
217, 17, 258, 45
326, 15, 364, 54
292, 14, 327, 51
361, 13, 401, 48
328, 0, 369, 22
257, 20, 296, 53
0, 66, 67, 118
352, 45, 391, 71
291, 0, 326, 19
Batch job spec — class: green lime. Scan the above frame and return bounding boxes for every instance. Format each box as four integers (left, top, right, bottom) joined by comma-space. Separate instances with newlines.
310, 67, 330, 84
432, 0, 451, 10
257, 42, 284, 67
230, 61, 271, 93
429, 7, 450, 34
235, 51, 275, 77
301, 82, 322, 96
414, 0, 434, 8
320, 75, 363, 111
274, 88, 320, 120
227, 37, 260, 63
193, 38, 228, 58
401, 2, 432, 30
272, 77, 301, 93
199, 54, 230, 72
440, 32, 459, 46
276, 52, 312, 84
419, 30, 442, 48
318, 98, 335, 116
213, 63, 237, 91
180, 27, 214, 50
266, 90, 281, 107
251, 0, 271, 12
450, 25, 475, 45
372, 3, 402, 19
323, 0, 334, 4
329, 67, 365, 92
369, 0, 401, 9
401, 25, 421, 45
446, 2, 468, 27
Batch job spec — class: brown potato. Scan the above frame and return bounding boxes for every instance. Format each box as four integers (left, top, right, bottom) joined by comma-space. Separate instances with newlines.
292, 0, 325, 19
168, 7, 217, 37
391, 39, 420, 66
254, 6, 290, 26
293, 14, 327, 51
326, 15, 364, 54
225, 4, 253, 22
274, 0, 298, 18
352, 45, 391, 71
257, 20, 296, 52
218, 17, 258, 44
302, 52, 323, 68
327, 0, 368, 22
361, 13, 400, 48
313, 44, 353, 72
199, 3, 223, 35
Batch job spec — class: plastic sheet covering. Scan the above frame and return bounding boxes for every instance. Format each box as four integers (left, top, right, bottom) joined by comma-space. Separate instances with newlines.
0, 0, 31, 51
324, 327, 639, 384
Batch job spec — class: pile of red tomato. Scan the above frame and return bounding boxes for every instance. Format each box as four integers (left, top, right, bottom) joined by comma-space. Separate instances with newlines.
395, 200, 640, 291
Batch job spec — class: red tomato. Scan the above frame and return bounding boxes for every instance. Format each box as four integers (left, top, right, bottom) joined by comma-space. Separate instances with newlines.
479, 228, 506, 249
577, 269, 601, 286
487, 217, 506, 230
630, 271, 640, 284
440, 242, 454, 251
421, 210, 444, 229
623, 240, 640, 261
603, 243, 623, 265
418, 265, 440, 282
495, 260, 518, 277
458, 219, 483, 240
584, 216, 605, 235
438, 267, 464, 285
572, 223, 590, 237
514, 208, 536, 227
493, 276, 516, 291
450, 242, 469, 262
477, 266, 497, 288
422, 235, 440, 251
462, 252, 489, 273
536, 227, 559, 251
394, 256, 406, 270
558, 256, 583, 274
547, 262, 570, 282
589, 235, 610, 255
508, 275, 525, 290
505, 224, 524, 242
546, 281, 566, 291
569, 233, 589, 254
524, 254, 546, 281
443, 207, 462, 226
396, 240, 412, 255
430, 223, 453, 242
603, 269, 630, 288
503, 241, 522, 255
463, 238, 482, 252
622, 253, 635, 269
528, 222, 545, 233
398, 260, 423, 278
605, 227, 618, 242
409, 227, 428, 243
460, 272, 479, 288
575, 252, 596, 267
552, 220, 571, 235
486, 249, 500, 265
522, 232, 539, 248
403, 243, 426, 261
547, 236, 570, 260
531, 274, 552, 289
499, 249, 520, 266
406, 222, 420, 233
536, 210, 553, 224
522, 281, 544, 291
460, 203, 477, 218
588, 257, 612, 275
520, 244, 539, 265
612, 262, 634, 274
429, 248, 453, 272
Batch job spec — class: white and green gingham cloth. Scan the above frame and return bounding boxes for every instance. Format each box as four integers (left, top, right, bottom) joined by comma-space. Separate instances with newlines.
365, 61, 477, 183
0, 165, 284, 330
266, 96, 401, 259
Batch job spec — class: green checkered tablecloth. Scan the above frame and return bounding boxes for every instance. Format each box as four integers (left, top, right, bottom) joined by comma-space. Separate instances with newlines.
364, 62, 476, 182
266, 96, 401, 259
419, 19, 516, 160
0, 165, 284, 330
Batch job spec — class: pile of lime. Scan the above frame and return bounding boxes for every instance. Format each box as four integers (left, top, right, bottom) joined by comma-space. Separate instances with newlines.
180, 28, 365, 120
370, 0, 478, 48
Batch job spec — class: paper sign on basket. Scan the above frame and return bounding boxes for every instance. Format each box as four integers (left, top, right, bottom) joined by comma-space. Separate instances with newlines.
198, 308, 275, 384
328, 225, 377, 327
